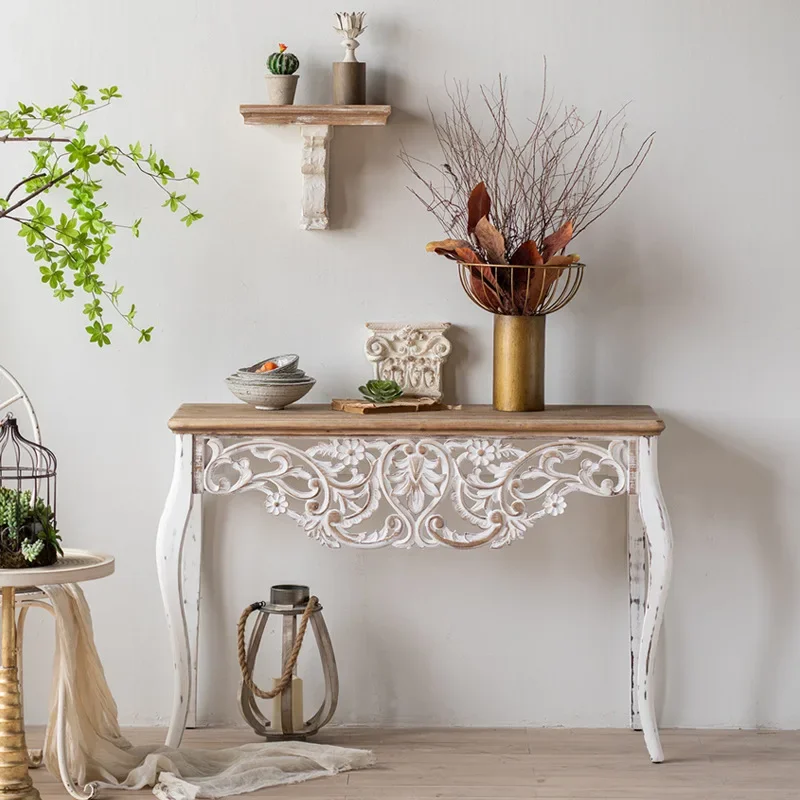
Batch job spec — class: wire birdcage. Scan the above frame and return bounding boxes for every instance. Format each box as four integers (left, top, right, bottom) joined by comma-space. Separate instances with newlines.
0, 414, 57, 510
0, 414, 58, 568
457, 262, 584, 316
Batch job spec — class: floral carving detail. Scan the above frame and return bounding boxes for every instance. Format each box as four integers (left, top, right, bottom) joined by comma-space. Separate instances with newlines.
543, 493, 567, 516
203, 437, 629, 549
466, 439, 499, 466
334, 439, 365, 467
264, 490, 288, 515
385, 443, 447, 514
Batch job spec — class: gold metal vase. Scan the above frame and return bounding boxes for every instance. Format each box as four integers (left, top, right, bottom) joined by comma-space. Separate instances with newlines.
493, 315, 546, 412
456, 261, 585, 413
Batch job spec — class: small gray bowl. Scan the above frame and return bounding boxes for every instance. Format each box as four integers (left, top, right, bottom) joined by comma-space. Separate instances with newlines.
225, 376, 315, 410
240, 354, 299, 375
229, 369, 307, 384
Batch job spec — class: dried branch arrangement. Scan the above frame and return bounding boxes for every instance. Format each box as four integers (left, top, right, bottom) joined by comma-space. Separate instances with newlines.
400, 72, 654, 315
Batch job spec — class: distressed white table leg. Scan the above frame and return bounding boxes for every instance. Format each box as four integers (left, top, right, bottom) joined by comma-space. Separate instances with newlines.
183, 492, 203, 729
636, 436, 673, 762
627, 491, 646, 731
156, 434, 194, 749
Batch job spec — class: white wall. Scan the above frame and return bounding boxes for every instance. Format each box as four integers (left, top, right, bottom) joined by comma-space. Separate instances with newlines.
1, 0, 799, 729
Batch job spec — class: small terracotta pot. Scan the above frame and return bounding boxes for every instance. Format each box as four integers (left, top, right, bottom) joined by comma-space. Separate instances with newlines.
266, 74, 299, 105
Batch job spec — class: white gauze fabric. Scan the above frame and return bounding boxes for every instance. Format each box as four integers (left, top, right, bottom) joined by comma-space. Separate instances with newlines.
39, 584, 374, 799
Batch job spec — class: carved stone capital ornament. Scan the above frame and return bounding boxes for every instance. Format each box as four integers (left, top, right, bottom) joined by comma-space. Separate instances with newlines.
364, 322, 452, 400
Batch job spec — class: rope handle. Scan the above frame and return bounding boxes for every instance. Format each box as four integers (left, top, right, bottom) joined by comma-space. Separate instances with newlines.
237, 597, 318, 700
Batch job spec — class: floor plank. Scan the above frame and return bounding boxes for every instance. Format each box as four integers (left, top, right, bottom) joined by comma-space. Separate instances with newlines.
24, 726, 800, 799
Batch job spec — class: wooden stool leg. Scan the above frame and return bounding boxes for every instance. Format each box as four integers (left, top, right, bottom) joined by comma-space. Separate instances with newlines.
0, 587, 39, 800
14, 607, 42, 770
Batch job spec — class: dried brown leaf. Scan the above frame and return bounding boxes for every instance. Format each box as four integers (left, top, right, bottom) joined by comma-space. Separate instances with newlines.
512, 268, 545, 314
544, 253, 580, 267
425, 238, 473, 260
467, 182, 491, 235
541, 219, 574, 263
470, 268, 502, 312
454, 246, 482, 264
474, 216, 507, 264
510, 240, 544, 266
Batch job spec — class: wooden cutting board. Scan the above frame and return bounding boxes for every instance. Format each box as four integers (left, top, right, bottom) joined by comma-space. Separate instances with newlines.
331, 397, 455, 415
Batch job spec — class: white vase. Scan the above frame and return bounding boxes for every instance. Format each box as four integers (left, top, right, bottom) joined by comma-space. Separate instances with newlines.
265, 74, 299, 105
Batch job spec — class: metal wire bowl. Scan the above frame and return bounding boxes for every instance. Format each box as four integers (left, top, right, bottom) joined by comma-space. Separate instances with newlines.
457, 262, 585, 316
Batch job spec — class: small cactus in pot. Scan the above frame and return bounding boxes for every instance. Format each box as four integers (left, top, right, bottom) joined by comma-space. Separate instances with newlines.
265, 44, 300, 105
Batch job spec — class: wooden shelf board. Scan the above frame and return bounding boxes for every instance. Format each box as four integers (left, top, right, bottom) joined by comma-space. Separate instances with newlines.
240, 104, 391, 126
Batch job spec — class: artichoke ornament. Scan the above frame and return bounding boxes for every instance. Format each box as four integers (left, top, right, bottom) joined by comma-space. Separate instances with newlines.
333, 12, 367, 62
359, 379, 403, 404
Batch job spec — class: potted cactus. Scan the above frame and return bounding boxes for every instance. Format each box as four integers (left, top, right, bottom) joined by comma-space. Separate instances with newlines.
266, 43, 300, 105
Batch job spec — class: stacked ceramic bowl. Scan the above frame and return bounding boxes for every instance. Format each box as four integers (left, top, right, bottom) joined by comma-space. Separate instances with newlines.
225, 354, 316, 410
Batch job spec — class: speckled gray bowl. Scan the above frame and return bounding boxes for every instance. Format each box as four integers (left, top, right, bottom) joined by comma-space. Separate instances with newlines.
225, 376, 315, 410
229, 369, 307, 384
240, 354, 299, 375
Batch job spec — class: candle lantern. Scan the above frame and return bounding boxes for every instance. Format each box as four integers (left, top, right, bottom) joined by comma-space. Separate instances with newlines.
237, 584, 338, 740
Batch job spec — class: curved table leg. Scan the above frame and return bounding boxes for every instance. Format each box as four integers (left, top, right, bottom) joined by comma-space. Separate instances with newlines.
636, 436, 673, 763
55, 680, 96, 800
156, 434, 195, 749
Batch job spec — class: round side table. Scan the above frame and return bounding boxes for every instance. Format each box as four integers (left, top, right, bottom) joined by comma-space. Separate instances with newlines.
0, 549, 114, 800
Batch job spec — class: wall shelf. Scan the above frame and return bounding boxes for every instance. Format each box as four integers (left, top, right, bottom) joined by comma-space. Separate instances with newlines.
240, 104, 392, 230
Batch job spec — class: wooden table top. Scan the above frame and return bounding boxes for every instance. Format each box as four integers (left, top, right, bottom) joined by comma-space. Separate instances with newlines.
168, 404, 665, 437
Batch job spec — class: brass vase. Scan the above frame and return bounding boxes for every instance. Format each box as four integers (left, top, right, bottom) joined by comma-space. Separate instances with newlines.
493, 315, 546, 412
455, 261, 585, 413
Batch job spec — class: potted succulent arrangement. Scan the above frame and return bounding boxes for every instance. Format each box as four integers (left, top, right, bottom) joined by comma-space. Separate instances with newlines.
401, 73, 654, 411
0, 415, 61, 569
266, 44, 300, 105
0, 488, 61, 568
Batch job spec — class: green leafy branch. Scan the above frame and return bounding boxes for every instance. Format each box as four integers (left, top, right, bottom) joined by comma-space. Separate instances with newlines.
0, 84, 202, 346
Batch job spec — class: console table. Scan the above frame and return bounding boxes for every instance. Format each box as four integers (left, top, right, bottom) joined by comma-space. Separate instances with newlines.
157, 404, 672, 761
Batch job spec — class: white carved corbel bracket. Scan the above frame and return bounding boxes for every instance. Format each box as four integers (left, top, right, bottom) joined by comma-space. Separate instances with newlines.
239, 105, 392, 231
300, 125, 332, 230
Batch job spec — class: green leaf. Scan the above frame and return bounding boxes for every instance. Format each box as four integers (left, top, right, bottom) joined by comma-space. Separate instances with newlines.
85, 320, 112, 347
180, 210, 203, 227
162, 192, 186, 212
54, 286, 74, 301
131, 218, 141, 238
83, 299, 102, 320
138, 326, 153, 344
186, 168, 200, 184
99, 86, 122, 101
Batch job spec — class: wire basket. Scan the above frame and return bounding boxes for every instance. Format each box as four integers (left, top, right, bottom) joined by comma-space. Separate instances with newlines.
457, 262, 585, 316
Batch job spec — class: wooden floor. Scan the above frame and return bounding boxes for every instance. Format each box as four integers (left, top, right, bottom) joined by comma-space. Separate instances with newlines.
27, 726, 800, 799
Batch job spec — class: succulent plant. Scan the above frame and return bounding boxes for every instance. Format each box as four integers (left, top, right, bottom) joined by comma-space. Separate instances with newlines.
0, 487, 62, 568
267, 43, 299, 75
359, 379, 404, 404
